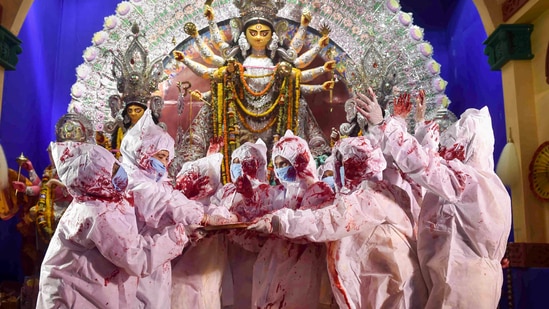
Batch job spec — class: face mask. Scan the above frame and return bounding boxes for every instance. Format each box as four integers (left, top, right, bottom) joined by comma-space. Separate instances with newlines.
149, 157, 167, 181
322, 176, 335, 191
112, 165, 128, 192
339, 166, 345, 186
230, 163, 243, 182
275, 165, 297, 182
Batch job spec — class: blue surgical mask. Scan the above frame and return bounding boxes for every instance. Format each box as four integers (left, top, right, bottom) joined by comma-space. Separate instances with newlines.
112, 165, 128, 192
149, 157, 166, 181
339, 166, 345, 186
322, 176, 335, 191
230, 163, 243, 182
275, 165, 297, 182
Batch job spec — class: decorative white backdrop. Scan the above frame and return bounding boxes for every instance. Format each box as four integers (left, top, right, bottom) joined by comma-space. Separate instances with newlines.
68, 0, 450, 132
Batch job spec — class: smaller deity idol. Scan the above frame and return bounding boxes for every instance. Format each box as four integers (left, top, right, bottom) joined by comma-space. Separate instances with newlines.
103, 23, 166, 159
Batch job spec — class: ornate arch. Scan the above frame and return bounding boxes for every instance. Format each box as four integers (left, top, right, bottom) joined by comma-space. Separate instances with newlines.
68, 0, 450, 134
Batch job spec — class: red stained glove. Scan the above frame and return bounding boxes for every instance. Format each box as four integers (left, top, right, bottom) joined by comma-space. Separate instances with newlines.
234, 175, 253, 199
393, 93, 412, 119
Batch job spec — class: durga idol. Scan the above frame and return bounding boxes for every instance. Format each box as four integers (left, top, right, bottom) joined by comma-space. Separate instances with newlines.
173, 0, 335, 183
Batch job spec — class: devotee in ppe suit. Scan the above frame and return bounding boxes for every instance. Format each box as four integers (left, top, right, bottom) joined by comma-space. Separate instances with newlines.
120, 109, 212, 308
207, 139, 270, 309
247, 130, 335, 309
357, 92, 512, 309
250, 136, 428, 309
36, 142, 187, 309
170, 153, 229, 309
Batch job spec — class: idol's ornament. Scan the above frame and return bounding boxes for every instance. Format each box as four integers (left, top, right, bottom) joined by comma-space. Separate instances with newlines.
102, 23, 167, 157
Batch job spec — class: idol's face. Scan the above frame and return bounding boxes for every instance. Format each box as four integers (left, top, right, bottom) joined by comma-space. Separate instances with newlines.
246, 23, 272, 51
127, 104, 145, 125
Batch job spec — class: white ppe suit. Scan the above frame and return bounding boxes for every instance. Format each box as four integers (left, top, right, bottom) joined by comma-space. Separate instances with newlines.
120, 110, 205, 308
36, 142, 186, 309
271, 136, 428, 309
379, 107, 512, 309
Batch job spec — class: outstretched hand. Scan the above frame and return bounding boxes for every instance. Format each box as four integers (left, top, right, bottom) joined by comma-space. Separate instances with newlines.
355, 87, 384, 125
415, 89, 426, 123
393, 93, 412, 119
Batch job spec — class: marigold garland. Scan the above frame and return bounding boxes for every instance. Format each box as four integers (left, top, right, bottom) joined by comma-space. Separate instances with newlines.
235, 109, 278, 134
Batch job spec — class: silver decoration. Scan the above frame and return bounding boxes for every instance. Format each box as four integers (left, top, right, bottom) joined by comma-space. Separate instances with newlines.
68, 0, 451, 138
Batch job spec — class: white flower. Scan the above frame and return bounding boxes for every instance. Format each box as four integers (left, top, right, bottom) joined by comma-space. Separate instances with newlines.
418, 43, 433, 58
92, 31, 108, 46
409, 26, 424, 41
116, 2, 132, 16
425, 60, 441, 75
71, 83, 85, 98
68, 100, 81, 113
386, 0, 401, 13
83, 46, 99, 62
104, 15, 119, 30
76, 64, 92, 80
432, 77, 447, 92
398, 12, 412, 26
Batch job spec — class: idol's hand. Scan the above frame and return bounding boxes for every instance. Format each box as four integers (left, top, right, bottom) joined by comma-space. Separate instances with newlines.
204, 5, 214, 21
173, 50, 185, 62
322, 81, 335, 91
207, 137, 223, 155
11, 181, 26, 192
190, 90, 203, 101
21, 160, 34, 171
319, 36, 330, 48
324, 60, 336, 72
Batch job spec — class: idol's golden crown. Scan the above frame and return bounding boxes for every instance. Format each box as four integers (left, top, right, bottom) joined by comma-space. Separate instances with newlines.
234, 0, 286, 26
